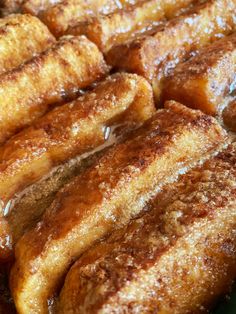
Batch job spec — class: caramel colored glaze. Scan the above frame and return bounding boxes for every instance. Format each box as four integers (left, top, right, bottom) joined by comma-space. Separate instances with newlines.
40, 0, 143, 38
22, 0, 60, 15
10, 102, 227, 314
67, 0, 164, 53
0, 35, 108, 145
0, 14, 55, 75
163, 33, 236, 115
107, 0, 236, 102
223, 99, 236, 132
58, 143, 236, 314
0, 73, 155, 261
66, 0, 195, 54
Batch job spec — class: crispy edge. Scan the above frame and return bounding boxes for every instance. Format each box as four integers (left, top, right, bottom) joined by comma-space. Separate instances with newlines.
10, 102, 227, 314
0, 35, 108, 145
57, 143, 236, 314
0, 14, 55, 75
162, 33, 236, 115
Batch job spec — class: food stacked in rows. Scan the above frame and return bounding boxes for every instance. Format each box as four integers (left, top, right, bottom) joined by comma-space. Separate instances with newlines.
0, 0, 235, 313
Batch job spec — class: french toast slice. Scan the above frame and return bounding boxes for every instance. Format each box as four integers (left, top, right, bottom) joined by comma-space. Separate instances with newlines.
0, 14, 55, 74
0, 73, 155, 261
223, 99, 236, 132
58, 142, 236, 314
163, 33, 236, 115
40, 0, 195, 38
10, 101, 227, 314
107, 0, 236, 101
66, 0, 165, 53
39, 0, 141, 37
66, 0, 197, 54
0, 35, 108, 145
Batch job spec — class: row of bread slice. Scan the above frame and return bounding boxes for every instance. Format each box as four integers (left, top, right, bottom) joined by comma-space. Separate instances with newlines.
0, 12, 153, 257
0, 1, 235, 131
3, 0, 235, 116
1, 0, 198, 37
0, 71, 155, 260
0, 13, 157, 312
10, 100, 234, 314
0, 3, 234, 313
0, 26, 234, 311
0, 2, 234, 259
57, 141, 236, 314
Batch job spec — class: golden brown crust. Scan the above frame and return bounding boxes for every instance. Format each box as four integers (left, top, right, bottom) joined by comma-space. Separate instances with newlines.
107, 0, 236, 101
0, 14, 55, 74
66, 0, 192, 53
10, 102, 227, 314
58, 143, 236, 314
0, 73, 155, 261
223, 99, 236, 131
67, 0, 163, 53
0, 35, 108, 145
40, 0, 142, 37
162, 33, 236, 115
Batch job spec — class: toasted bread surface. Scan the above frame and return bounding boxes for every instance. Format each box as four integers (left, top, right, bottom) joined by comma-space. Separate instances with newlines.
10, 102, 227, 314
40, 0, 142, 37
58, 143, 236, 313
0, 14, 55, 74
107, 0, 236, 101
163, 33, 236, 115
0, 73, 155, 260
0, 35, 108, 144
